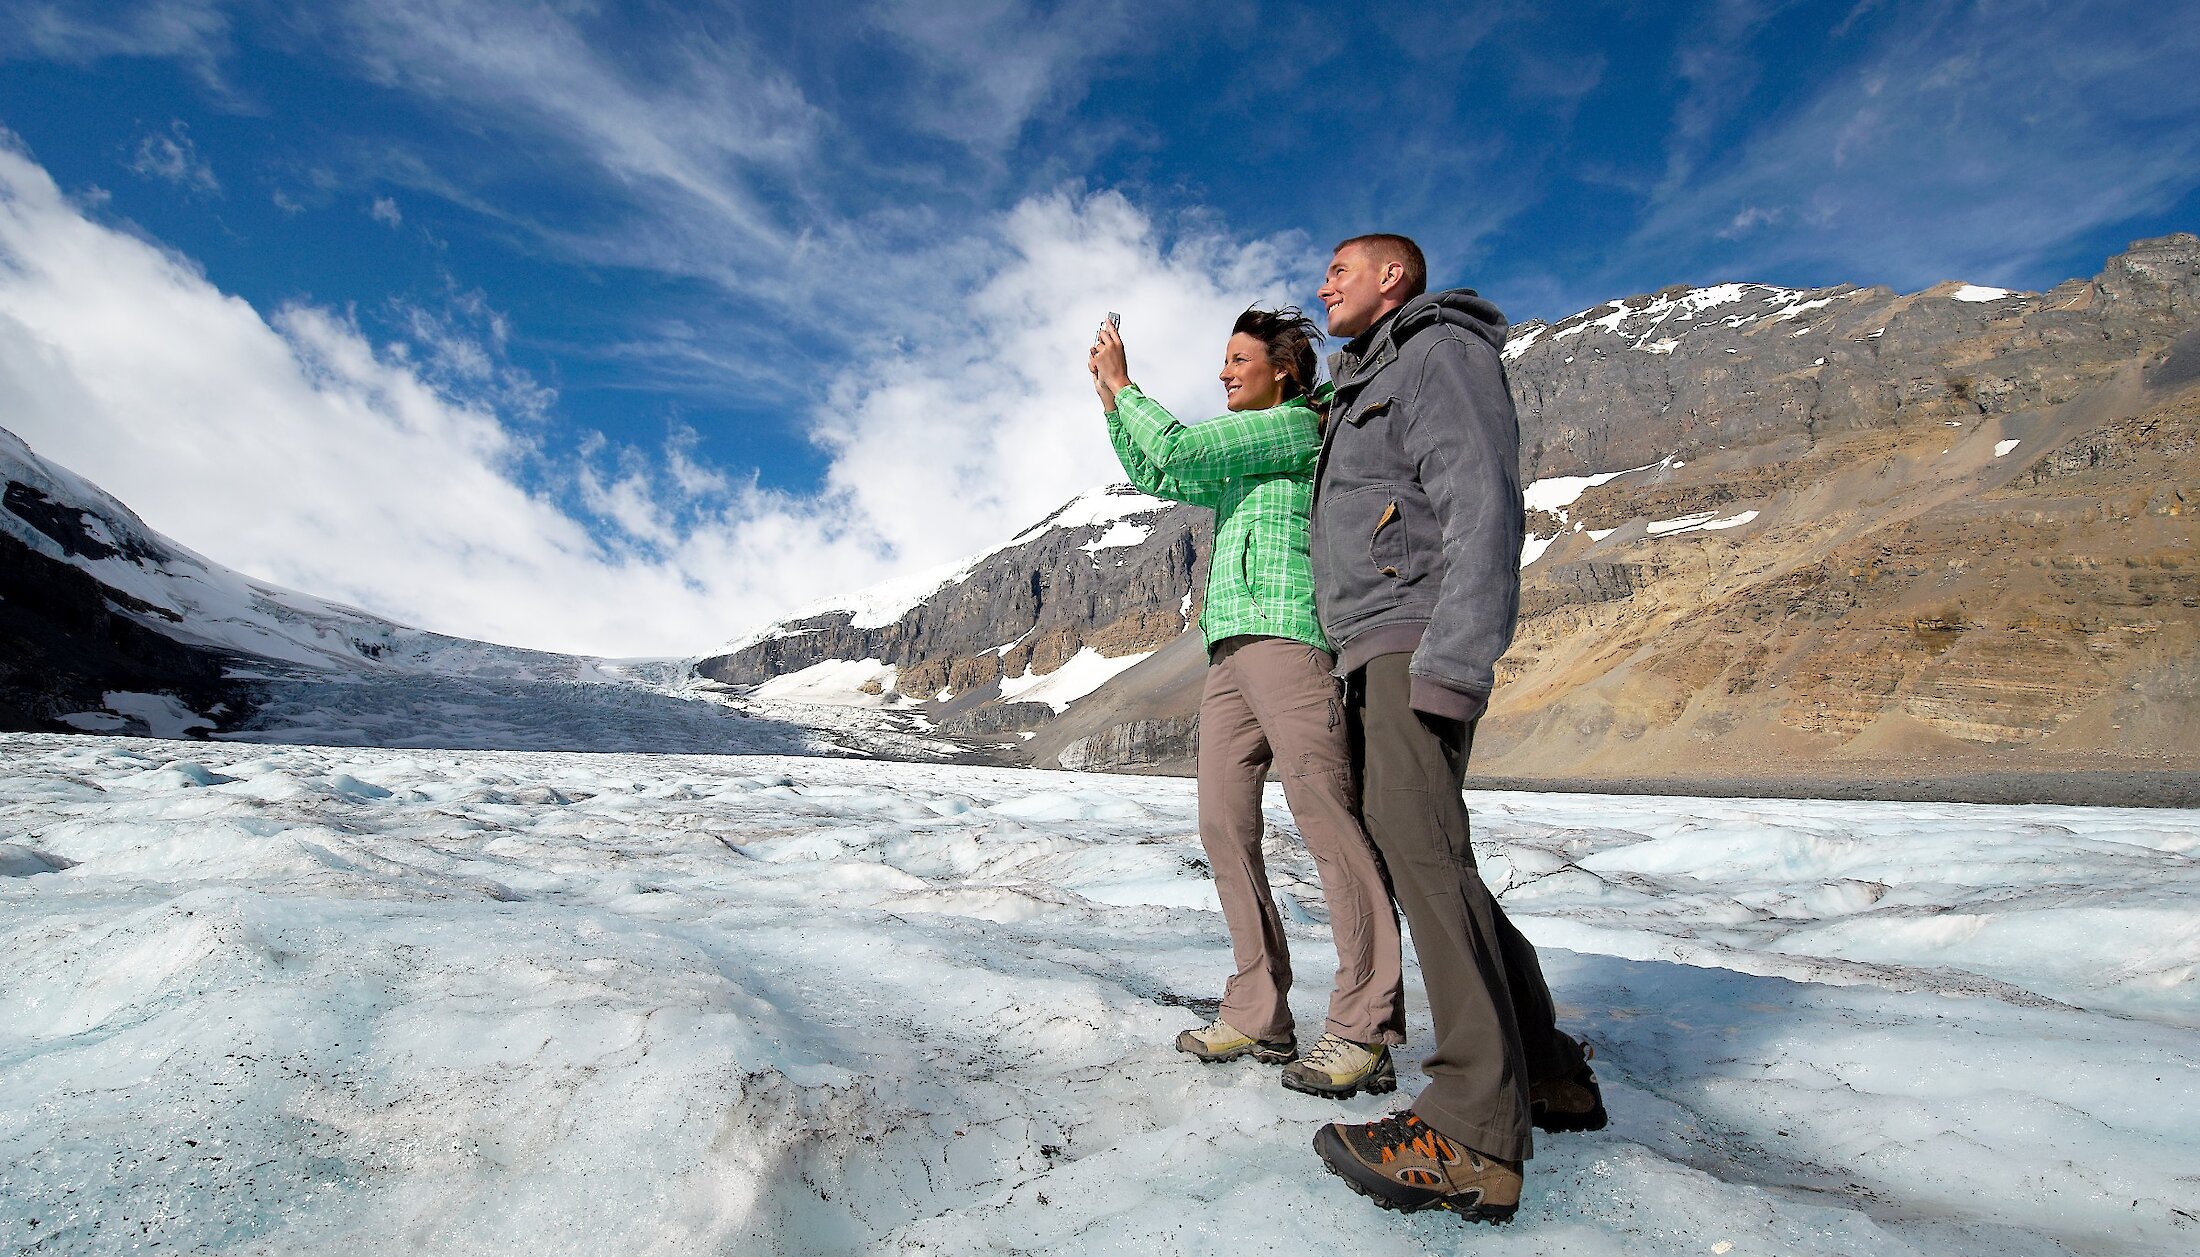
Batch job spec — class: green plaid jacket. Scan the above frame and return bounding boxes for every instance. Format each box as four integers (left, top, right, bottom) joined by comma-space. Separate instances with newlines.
1105, 384, 1330, 653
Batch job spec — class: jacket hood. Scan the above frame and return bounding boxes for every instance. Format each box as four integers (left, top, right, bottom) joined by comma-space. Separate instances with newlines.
1391, 288, 1509, 355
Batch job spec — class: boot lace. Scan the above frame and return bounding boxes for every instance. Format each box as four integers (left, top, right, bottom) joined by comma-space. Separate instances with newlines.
1301, 1033, 1361, 1071
1355, 1112, 1460, 1165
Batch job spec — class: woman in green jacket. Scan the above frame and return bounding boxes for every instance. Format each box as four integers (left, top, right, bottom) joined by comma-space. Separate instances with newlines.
1089, 308, 1404, 1099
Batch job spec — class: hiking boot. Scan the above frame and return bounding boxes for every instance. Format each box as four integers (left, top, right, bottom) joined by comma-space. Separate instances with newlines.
1313, 1110, 1521, 1222
1531, 1036, 1607, 1133
1176, 1018, 1297, 1064
1281, 1033, 1396, 1099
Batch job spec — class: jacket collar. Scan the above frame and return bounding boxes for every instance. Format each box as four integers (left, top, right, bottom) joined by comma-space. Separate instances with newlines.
1328, 305, 1408, 392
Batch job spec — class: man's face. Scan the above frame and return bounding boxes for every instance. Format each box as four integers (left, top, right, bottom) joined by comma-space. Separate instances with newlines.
1319, 243, 1395, 340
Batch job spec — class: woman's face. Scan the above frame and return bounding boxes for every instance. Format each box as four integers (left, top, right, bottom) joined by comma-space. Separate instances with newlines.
1219, 332, 1287, 411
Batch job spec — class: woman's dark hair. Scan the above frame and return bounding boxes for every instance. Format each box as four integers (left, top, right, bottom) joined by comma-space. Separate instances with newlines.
1232, 305, 1325, 404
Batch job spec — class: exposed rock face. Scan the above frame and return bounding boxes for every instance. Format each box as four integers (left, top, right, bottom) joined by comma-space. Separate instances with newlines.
0, 527, 244, 733
1057, 716, 1200, 772
0, 465, 252, 732
1521, 561, 1658, 613
1504, 234, 2200, 480
939, 702, 1057, 736
697, 486, 1212, 712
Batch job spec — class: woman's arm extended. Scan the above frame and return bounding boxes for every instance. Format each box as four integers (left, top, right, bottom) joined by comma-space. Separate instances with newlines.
1111, 385, 1320, 481
1106, 403, 1226, 506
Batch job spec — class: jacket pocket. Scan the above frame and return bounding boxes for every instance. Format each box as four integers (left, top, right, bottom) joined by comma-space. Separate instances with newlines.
1368, 489, 1433, 586
1237, 527, 1253, 589
1370, 498, 1408, 578
1318, 483, 1415, 621
1345, 395, 1395, 428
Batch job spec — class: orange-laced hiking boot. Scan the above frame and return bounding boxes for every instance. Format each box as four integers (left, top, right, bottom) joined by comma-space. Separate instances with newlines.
1312, 1110, 1521, 1222
1531, 1035, 1608, 1133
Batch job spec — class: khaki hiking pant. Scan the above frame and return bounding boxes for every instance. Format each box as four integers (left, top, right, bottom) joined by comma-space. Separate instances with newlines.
1197, 635, 1406, 1047
1348, 652, 1574, 1162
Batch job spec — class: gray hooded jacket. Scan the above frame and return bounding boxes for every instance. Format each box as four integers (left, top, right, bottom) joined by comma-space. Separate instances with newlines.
1310, 288, 1523, 720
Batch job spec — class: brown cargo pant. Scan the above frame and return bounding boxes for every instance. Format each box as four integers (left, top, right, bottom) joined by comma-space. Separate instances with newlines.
1197, 635, 1406, 1047
1349, 652, 1573, 1162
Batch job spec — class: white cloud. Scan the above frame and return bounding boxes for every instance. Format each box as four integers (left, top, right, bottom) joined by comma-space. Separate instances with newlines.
128, 121, 220, 195
1717, 204, 1781, 239
0, 138, 772, 656
814, 188, 1305, 564
0, 140, 1302, 657
370, 195, 402, 227
662, 424, 729, 499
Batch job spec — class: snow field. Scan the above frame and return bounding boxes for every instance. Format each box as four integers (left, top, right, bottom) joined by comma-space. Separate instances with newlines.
1, 735, 2195, 1254
996, 648, 1158, 714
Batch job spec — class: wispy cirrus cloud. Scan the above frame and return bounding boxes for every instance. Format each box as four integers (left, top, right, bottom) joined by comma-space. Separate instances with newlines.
0, 0, 231, 66
862, 0, 1149, 153
1659, 0, 1788, 200
1630, 0, 2200, 289
322, 1, 820, 273
289, 0, 1063, 405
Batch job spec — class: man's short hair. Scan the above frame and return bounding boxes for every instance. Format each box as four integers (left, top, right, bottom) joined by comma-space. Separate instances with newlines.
1334, 233, 1427, 301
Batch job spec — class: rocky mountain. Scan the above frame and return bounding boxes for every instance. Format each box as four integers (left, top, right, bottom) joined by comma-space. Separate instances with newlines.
1505, 236, 2198, 480
709, 235, 2200, 800
1487, 234, 2198, 797
694, 485, 1212, 760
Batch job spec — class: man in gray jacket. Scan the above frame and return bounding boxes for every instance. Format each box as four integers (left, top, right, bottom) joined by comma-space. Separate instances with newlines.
1306, 234, 1604, 1223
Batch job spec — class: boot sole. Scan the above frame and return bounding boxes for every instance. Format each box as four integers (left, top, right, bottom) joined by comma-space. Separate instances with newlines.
1531, 1070, 1609, 1132
1178, 1039, 1298, 1065
1280, 1056, 1397, 1099
1532, 1101, 1608, 1133
1311, 1126, 1517, 1224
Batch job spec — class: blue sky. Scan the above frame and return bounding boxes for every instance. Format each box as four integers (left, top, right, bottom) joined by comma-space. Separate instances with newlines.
2, 0, 2196, 655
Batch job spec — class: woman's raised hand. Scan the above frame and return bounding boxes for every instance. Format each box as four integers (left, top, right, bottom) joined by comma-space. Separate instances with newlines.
1091, 320, 1132, 409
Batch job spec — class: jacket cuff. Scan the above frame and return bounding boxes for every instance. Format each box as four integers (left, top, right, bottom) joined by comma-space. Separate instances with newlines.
1409, 675, 1488, 723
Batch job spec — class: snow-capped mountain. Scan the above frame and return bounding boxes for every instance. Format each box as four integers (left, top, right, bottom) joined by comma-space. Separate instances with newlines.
1, 426, 957, 758
1, 426, 594, 685
695, 482, 1214, 765
1501, 235, 2200, 482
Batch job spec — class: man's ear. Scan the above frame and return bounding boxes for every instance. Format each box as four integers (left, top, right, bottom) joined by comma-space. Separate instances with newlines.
1377, 260, 1406, 296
